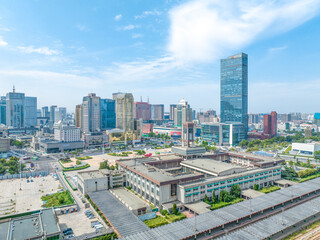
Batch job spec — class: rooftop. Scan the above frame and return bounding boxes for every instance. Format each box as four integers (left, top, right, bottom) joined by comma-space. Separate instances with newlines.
78, 170, 107, 180
118, 157, 202, 185
111, 188, 149, 211
241, 189, 265, 199
181, 158, 247, 176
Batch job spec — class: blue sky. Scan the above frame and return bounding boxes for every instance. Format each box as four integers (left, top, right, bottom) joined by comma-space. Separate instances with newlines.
0, 0, 320, 113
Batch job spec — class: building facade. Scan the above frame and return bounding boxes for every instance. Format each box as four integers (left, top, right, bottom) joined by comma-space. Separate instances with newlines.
6, 90, 25, 128
173, 99, 193, 127
151, 104, 164, 121
101, 98, 116, 130
201, 122, 246, 146
197, 110, 217, 124
24, 97, 37, 127
0, 96, 6, 125
54, 122, 81, 142
220, 53, 248, 139
75, 104, 82, 128
113, 93, 134, 131
82, 93, 101, 133
134, 102, 151, 121
169, 104, 177, 121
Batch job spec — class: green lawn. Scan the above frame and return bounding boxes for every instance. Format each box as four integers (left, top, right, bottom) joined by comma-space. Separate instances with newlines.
76, 156, 92, 160
259, 185, 281, 194
144, 216, 168, 228
41, 191, 74, 207
165, 213, 186, 223
210, 198, 244, 211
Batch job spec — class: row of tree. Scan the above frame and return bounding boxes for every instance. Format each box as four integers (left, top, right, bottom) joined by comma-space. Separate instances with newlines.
204, 184, 241, 204
0, 156, 25, 175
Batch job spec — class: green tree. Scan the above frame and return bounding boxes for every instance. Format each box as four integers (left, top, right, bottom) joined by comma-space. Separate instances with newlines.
212, 190, 216, 204
172, 203, 178, 214
99, 161, 110, 170
239, 140, 248, 147
253, 184, 259, 191
76, 160, 81, 165
204, 194, 208, 203
230, 184, 241, 198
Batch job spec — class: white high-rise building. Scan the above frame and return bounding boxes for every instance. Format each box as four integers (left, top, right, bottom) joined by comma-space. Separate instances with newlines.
81, 93, 101, 133
54, 121, 81, 142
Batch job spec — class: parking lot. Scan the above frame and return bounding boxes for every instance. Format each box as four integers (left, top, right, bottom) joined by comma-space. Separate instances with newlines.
0, 175, 61, 216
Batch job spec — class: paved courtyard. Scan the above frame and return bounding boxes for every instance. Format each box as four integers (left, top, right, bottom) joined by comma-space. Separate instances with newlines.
0, 175, 61, 216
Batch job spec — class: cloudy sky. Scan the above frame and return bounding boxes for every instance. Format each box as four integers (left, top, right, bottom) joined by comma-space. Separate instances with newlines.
0, 0, 320, 113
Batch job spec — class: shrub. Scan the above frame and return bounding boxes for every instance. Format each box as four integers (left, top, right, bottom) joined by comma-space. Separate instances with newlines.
76, 160, 81, 165
160, 209, 169, 216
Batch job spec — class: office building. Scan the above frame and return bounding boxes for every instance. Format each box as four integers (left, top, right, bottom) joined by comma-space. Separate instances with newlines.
54, 107, 67, 122
201, 122, 246, 146
197, 110, 217, 124
0, 96, 6, 125
173, 99, 193, 127
101, 98, 116, 129
134, 102, 151, 121
54, 121, 81, 142
182, 122, 195, 147
263, 111, 277, 137
41, 106, 50, 118
292, 142, 320, 156
82, 93, 101, 133
6, 88, 25, 128
151, 104, 164, 121
49, 105, 57, 127
24, 97, 37, 127
248, 113, 259, 124
113, 93, 134, 131
5, 87, 37, 128
75, 104, 82, 128
0, 137, 10, 153
169, 104, 177, 121
220, 53, 248, 139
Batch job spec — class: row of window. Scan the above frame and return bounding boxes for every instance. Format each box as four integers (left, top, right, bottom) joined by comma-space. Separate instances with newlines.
185, 172, 281, 197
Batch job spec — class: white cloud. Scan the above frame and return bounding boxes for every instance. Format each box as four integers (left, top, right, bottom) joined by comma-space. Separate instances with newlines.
168, 0, 320, 63
76, 24, 89, 32
115, 14, 122, 21
269, 46, 287, 52
121, 24, 139, 31
132, 33, 143, 39
17, 46, 60, 55
135, 10, 162, 19
0, 27, 10, 32
0, 36, 8, 46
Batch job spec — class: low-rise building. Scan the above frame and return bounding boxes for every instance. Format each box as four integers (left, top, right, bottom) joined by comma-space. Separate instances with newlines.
292, 142, 320, 155
78, 170, 109, 195
0, 137, 10, 153
0, 208, 61, 240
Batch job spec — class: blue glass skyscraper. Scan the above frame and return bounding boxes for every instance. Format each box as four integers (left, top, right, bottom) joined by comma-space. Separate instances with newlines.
101, 99, 116, 129
220, 53, 248, 139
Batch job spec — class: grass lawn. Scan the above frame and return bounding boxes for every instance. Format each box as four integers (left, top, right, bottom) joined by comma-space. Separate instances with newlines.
144, 216, 168, 228
76, 156, 92, 160
41, 191, 74, 207
210, 198, 244, 211
165, 213, 187, 223
259, 185, 281, 194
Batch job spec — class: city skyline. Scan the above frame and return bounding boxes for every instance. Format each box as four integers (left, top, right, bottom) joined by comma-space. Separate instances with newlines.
0, 1, 320, 112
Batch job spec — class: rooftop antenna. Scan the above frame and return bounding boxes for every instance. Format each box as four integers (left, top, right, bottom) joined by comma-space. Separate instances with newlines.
140, 96, 142, 102
13, 85, 16, 93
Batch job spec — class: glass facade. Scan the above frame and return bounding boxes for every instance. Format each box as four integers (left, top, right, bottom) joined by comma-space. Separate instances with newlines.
0, 96, 6, 125
101, 98, 116, 129
201, 122, 246, 146
220, 53, 248, 139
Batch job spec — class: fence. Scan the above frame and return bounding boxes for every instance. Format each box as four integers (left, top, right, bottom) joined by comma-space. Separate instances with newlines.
0, 170, 49, 180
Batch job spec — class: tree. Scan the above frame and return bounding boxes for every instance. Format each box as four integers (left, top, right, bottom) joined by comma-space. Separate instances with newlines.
230, 184, 241, 198
253, 184, 259, 191
204, 194, 208, 203
172, 203, 178, 214
76, 160, 81, 165
212, 190, 216, 204
99, 161, 110, 170
239, 140, 248, 148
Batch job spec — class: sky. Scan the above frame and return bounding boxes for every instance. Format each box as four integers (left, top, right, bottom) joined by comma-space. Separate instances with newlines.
0, 0, 320, 114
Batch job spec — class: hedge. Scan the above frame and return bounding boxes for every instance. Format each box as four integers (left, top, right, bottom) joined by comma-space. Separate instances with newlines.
62, 164, 90, 172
